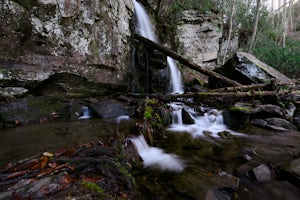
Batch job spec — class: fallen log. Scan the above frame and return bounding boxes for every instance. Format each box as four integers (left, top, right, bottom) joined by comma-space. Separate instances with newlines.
127, 89, 300, 101
211, 83, 270, 92
134, 34, 241, 87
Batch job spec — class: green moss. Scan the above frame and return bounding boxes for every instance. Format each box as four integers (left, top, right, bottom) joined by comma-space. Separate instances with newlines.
27, 97, 66, 118
81, 180, 104, 194
113, 160, 135, 185
144, 105, 153, 120
229, 106, 252, 114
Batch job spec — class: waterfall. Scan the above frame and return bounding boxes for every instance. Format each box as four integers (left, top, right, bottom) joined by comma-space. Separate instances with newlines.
132, 0, 157, 42
132, 0, 184, 94
131, 0, 185, 172
168, 57, 184, 94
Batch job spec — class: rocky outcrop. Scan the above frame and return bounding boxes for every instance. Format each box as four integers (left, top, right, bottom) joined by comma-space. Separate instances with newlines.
177, 10, 221, 69
0, 0, 134, 98
210, 52, 295, 87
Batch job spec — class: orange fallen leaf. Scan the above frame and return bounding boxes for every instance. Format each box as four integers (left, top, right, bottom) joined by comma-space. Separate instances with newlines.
39, 156, 49, 170
207, 171, 213, 178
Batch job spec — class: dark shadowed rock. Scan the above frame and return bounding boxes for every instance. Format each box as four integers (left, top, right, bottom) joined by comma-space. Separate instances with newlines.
90, 100, 128, 119
251, 118, 297, 131
210, 52, 294, 87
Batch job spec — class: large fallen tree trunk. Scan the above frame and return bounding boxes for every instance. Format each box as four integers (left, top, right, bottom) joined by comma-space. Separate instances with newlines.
134, 34, 241, 87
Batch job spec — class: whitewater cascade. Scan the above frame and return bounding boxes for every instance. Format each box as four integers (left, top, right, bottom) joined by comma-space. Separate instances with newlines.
167, 104, 241, 139
129, 135, 185, 172
78, 106, 92, 120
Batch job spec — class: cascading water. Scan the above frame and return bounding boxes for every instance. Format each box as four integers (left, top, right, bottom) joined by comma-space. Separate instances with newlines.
132, 0, 184, 94
130, 0, 240, 172
78, 106, 92, 120
168, 57, 184, 94
132, 0, 157, 43
131, 0, 185, 172
167, 106, 241, 139
128, 135, 185, 172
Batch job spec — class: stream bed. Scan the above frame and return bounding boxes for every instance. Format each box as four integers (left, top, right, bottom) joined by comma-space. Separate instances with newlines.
1, 117, 300, 199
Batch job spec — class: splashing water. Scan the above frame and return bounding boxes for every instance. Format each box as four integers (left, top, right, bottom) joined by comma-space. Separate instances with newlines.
167, 105, 242, 139
78, 106, 92, 120
129, 135, 185, 172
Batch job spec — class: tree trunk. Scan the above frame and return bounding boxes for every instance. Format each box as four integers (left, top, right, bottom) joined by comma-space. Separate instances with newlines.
248, 0, 261, 53
288, 0, 294, 32
222, 0, 236, 65
282, 0, 287, 47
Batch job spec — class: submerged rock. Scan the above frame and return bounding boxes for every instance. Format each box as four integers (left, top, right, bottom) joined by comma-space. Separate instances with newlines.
289, 158, 300, 176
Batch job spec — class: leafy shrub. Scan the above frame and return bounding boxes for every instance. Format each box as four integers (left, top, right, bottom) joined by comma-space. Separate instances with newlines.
253, 36, 300, 78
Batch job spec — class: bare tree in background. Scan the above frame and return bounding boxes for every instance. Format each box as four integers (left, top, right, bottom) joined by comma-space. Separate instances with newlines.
248, 0, 261, 53
282, 0, 287, 47
222, 0, 236, 64
288, 0, 294, 32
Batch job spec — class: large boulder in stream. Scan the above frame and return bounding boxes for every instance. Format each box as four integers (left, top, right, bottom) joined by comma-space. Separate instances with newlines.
210, 52, 294, 87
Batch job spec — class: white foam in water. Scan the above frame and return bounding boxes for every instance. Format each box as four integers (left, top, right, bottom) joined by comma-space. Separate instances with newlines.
78, 106, 92, 120
129, 135, 185, 172
167, 104, 241, 139
115, 115, 130, 123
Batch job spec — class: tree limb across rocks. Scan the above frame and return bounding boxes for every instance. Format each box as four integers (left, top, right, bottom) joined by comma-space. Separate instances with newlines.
134, 34, 241, 87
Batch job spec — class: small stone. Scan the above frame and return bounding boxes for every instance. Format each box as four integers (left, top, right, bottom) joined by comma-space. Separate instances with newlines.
252, 164, 272, 182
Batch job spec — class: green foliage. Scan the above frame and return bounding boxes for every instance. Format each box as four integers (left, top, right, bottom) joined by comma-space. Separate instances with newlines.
144, 105, 154, 120
169, 0, 217, 20
253, 36, 300, 78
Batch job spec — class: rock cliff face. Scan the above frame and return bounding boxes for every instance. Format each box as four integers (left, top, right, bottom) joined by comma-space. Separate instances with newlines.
177, 10, 221, 69
0, 0, 238, 98
0, 0, 134, 98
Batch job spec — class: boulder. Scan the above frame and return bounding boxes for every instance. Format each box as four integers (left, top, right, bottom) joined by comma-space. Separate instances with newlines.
90, 100, 129, 119
252, 164, 272, 182
289, 158, 300, 176
0, 96, 74, 128
251, 118, 298, 131
211, 52, 294, 86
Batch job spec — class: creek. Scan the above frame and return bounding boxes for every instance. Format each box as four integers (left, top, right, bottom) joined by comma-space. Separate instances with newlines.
0, 1, 299, 199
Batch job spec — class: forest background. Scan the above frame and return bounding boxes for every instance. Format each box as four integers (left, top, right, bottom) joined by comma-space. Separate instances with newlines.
160, 0, 300, 78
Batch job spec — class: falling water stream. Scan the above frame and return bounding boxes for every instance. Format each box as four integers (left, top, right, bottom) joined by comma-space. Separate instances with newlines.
131, 0, 235, 171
